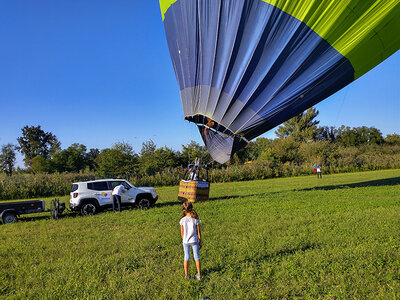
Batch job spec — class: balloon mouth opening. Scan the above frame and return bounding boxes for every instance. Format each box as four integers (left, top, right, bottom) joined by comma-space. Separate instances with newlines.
185, 114, 248, 164
185, 114, 248, 142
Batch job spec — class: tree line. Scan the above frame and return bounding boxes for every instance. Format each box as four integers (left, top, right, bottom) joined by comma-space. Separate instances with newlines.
0, 126, 212, 177
1, 108, 399, 178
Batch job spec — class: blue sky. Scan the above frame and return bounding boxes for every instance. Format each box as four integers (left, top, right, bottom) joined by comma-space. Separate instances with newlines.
0, 1, 399, 165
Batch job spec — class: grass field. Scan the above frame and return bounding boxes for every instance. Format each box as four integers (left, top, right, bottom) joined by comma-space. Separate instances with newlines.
0, 169, 399, 299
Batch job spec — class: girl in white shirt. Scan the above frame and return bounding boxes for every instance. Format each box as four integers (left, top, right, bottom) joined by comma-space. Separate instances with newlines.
180, 201, 202, 280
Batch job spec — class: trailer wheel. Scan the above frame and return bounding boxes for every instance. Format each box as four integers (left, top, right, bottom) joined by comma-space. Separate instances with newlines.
80, 201, 98, 216
2, 211, 17, 224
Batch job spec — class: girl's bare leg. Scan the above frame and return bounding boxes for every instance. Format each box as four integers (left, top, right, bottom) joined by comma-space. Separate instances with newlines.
195, 260, 201, 276
184, 261, 189, 276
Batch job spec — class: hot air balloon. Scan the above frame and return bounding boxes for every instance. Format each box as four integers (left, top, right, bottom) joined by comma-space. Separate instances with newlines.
160, 0, 400, 164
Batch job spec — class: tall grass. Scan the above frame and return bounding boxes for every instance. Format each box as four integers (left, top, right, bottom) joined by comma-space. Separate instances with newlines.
0, 172, 96, 200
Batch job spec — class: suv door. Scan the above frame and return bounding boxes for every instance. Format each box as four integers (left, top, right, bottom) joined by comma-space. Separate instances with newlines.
110, 181, 135, 204
87, 181, 112, 206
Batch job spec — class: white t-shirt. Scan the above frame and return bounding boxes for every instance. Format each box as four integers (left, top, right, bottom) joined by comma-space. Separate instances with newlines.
112, 185, 125, 196
316, 166, 321, 173
179, 216, 200, 244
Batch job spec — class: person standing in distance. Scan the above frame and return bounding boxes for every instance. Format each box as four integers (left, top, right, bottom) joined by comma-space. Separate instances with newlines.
112, 183, 125, 212
316, 164, 322, 179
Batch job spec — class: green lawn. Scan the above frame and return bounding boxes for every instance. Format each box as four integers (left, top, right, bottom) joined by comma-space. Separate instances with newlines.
1, 169, 399, 299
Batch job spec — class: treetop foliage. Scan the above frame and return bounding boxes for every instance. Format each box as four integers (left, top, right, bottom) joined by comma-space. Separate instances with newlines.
275, 107, 320, 142
0, 143, 16, 176
17, 125, 60, 167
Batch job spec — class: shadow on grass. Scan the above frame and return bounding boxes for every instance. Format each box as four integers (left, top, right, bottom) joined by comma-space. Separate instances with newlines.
209, 195, 247, 201
17, 211, 79, 223
154, 201, 182, 209
152, 195, 242, 208
210, 176, 400, 201
296, 176, 400, 192
203, 241, 320, 276
11, 203, 165, 224
209, 191, 284, 202
155, 194, 260, 206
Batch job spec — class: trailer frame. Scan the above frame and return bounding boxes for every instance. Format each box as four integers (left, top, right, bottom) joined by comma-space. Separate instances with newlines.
0, 199, 66, 224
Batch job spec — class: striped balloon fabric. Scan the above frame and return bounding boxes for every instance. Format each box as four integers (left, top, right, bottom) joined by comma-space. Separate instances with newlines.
160, 0, 400, 163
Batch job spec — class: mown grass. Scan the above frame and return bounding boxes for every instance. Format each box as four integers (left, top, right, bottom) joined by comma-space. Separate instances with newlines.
0, 169, 399, 299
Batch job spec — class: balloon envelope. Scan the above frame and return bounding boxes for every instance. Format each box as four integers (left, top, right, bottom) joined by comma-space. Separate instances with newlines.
160, 0, 400, 163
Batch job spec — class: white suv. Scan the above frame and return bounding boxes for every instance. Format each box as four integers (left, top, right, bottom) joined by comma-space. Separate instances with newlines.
70, 179, 158, 215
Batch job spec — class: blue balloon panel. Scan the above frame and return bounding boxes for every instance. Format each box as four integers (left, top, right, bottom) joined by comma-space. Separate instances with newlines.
163, 0, 354, 163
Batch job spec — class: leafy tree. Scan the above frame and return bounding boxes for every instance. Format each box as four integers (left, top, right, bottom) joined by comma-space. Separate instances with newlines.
180, 141, 211, 166
231, 145, 254, 165
138, 140, 156, 174
141, 147, 181, 175
17, 125, 60, 167
336, 126, 356, 146
316, 126, 339, 142
0, 144, 16, 176
231, 153, 241, 165
65, 143, 87, 172
271, 137, 302, 164
255, 138, 299, 164
385, 133, 400, 145
337, 126, 384, 146
245, 138, 273, 161
52, 143, 87, 172
140, 140, 157, 157
275, 107, 320, 142
299, 141, 339, 169
31, 155, 52, 173
365, 127, 384, 145
86, 148, 100, 171
95, 142, 138, 177
155, 147, 180, 169
139, 140, 181, 175
257, 147, 276, 163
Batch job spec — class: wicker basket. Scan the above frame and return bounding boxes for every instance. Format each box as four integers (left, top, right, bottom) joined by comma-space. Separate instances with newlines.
178, 180, 210, 202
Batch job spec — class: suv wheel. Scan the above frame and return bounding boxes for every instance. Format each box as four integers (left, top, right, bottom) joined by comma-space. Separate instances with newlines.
80, 202, 98, 216
2, 211, 17, 224
137, 198, 150, 210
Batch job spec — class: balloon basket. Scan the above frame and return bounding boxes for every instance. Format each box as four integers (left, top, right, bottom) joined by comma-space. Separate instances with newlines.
178, 180, 210, 202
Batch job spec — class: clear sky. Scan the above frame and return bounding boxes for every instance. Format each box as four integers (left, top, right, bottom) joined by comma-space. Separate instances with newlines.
0, 1, 399, 165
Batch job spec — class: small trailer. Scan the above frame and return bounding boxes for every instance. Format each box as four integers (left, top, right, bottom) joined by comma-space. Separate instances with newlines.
0, 199, 66, 224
